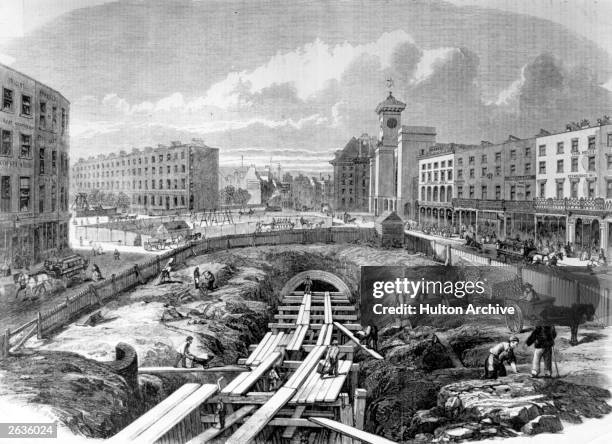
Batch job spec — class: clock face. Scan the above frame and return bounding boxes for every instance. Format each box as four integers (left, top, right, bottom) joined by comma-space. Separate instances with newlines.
387, 117, 397, 129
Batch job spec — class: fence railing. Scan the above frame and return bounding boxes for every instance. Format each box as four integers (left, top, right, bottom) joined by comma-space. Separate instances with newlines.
0, 227, 376, 358
404, 231, 612, 326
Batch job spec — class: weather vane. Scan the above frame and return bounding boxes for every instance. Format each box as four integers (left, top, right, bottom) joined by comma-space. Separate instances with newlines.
386, 77, 394, 93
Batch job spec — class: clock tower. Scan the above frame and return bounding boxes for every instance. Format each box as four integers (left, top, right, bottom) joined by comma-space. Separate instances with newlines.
371, 92, 406, 215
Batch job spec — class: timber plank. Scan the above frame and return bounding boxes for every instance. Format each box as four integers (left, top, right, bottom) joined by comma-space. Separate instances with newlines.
286, 346, 326, 389
246, 332, 273, 366
225, 387, 297, 444
281, 406, 307, 439
321, 361, 352, 402
316, 324, 329, 346
231, 351, 282, 395
308, 417, 397, 444
334, 322, 383, 360
111, 384, 200, 442
132, 384, 218, 444
186, 405, 256, 444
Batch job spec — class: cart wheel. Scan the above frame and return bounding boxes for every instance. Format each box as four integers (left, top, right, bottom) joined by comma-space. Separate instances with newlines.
505, 301, 523, 333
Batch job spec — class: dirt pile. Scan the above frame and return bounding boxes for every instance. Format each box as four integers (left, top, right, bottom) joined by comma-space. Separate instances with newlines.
378, 325, 453, 370
0, 350, 141, 438
446, 325, 531, 368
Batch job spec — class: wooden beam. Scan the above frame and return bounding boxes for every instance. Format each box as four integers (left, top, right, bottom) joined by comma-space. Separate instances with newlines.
213, 392, 343, 407
111, 384, 201, 443
275, 314, 358, 321
138, 366, 248, 375
132, 384, 218, 444
282, 406, 306, 440
278, 305, 356, 312
339, 393, 353, 444
225, 387, 297, 444
334, 322, 383, 360
188, 405, 257, 444
303, 345, 353, 354
8, 324, 37, 353
354, 388, 367, 444
201, 409, 333, 423
269, 323, 362, 331
308, 417, 398, 444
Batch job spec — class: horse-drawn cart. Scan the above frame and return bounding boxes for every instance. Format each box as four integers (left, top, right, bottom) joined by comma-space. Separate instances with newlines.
503, 295, 556, 333
44, 254, 89, 281
503, 293, 595, 345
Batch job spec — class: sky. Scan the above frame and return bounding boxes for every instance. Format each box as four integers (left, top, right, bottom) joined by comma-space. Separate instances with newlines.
3, 0, 611, 54
0, 0, 611, 173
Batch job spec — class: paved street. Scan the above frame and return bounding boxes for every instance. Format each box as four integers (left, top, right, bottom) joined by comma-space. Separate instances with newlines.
0, 250, 152, 331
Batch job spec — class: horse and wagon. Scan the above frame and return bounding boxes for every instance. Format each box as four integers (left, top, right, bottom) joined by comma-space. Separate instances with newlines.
143, 233, 202, 251
495, 239, 565, 266
13, 254, 90, 299
494, 281, 596, 346
254, 218, 295, 233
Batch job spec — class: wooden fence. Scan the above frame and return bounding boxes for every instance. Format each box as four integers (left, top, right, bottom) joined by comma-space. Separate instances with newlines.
0, 227, 376, 358
404, 231, 612, 326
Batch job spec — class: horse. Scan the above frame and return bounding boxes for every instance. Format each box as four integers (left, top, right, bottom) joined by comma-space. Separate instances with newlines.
14, 271, 50, 300
530, 250, 564, 266
539, 303, 596, 345
465, 236, 483, 252
255, 222, 275, 233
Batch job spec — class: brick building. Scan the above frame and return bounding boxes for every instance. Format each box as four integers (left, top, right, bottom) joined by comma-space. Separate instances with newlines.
330, 134, 374, 212
71, 140, 218, 214
1, 63, 70, 266
452, 136, 537, 238
534, 119, 612, 255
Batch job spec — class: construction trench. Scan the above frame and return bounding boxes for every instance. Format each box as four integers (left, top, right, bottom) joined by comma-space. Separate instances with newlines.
3, 245, 611, 443
114, 268, 385, 444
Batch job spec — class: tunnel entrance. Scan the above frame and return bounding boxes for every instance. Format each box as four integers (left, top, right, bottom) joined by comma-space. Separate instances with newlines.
280, 270, 352, 296
294, 279, 338, 293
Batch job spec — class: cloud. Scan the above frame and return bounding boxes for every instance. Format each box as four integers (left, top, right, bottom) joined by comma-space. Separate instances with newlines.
490, 65, 526, 106
199, 30, 414, 109
0, 52, 15, 65
67, 31, 612, 170
412, 47, 457, 84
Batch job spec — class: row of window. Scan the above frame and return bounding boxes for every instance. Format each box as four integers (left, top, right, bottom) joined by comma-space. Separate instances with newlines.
77, 178, 188, 190
74, 151, 187, 171
2, 87, 68, 134
38, 148, 68, 175
456, 148, 531, 167
420, 185, 453, 203
421, 160, 453, 170
0, 129, 32, 158
456, 184, 532, 200
74, 163, 187, 179
543, 180, 598, 199
421, 169, 453, 182
537, 156, 597, 174
448, 179, 611, 200
537, 134, 612, 156
0, 175, 67, 213
133, 194, 187, 208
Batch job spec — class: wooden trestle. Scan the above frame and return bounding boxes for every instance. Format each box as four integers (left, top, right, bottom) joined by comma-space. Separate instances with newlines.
114, 285, 389, 444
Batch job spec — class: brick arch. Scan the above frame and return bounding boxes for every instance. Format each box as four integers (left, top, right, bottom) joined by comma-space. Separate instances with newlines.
280, 270, 351, 296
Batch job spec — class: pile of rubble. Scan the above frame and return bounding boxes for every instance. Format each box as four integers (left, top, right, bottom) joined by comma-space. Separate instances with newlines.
409, 374, 611, 442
